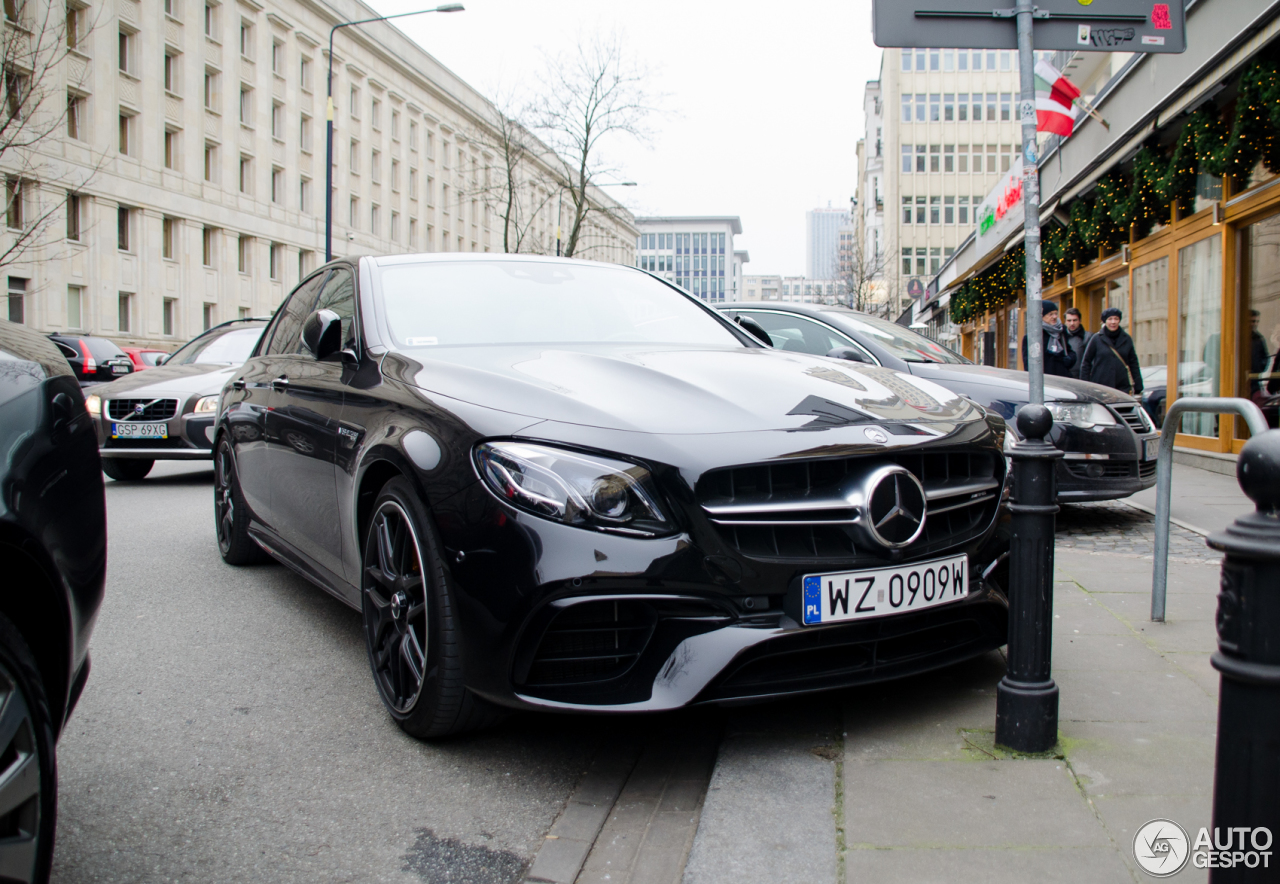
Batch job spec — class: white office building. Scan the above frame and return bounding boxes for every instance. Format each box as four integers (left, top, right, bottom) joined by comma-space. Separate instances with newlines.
634, 216, 744, 302
805, 206, 849, 280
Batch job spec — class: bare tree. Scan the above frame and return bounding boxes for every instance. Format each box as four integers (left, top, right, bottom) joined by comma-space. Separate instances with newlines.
530, 32, 651, 258
0, 0, 104, 271
465, 99, 558, 254
836, 230, 888, 313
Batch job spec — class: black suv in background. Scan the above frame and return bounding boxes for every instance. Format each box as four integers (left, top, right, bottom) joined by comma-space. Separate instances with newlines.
0, 320, 106, 882
47, 334, 134, 385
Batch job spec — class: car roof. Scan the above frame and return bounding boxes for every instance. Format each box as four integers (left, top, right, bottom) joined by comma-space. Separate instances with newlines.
366, 252, 648, 270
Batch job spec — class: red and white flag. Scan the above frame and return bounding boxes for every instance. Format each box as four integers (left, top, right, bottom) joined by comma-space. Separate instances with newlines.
1034, 60, 1081, 137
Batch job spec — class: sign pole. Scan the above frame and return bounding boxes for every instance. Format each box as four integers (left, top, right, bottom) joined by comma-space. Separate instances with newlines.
1016, 0, 1043, 406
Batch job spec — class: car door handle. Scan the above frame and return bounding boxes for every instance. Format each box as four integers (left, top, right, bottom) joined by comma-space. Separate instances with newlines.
271, 376, 290, 391
231, 379, 245, 390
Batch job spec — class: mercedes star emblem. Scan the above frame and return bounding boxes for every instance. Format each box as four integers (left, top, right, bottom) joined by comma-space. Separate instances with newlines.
862, 466, 928, 548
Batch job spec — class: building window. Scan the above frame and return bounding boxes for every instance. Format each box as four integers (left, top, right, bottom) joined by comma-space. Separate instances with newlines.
930, 248, 941, 274
902, 196, 912, 225
238, 155, 251, 193
67, 93, 84, 139
929, 47, 940, 71
409, 217, 417, 248
67, 4, 84, 48
959, 196, 970, 224
66, 192, 81, 241
915, 196, 926, 225
391, 159, 399, 191
298, 249, 313, 279
6, 277, 24, 324
67, 286, 84, 329
944, 49, 954, 71
370, 98, 380, 130
426, 176, 434, 206
162, 216, 177, 259
987, 144, 998, 173
164, 51, 181, 93
271, 40, 283, 76
944, 143, 955, 172
958, 94, 969, 122
204, 1, 217, 38
944, 196, 955, 224
915, 93, 925, 123
204, 141, 217, 181
271, 166, 283, 203
371, 149, 381, 184
426, 131, 434, 159
391, 110, 399, 140
901, 145, 912, 174
901, 94, 911, 123
349, 139, 359, 174
237, 234, 250, 273
1000, 93, 1011, 122
116, 205, 130, 250
202, 226, 215, 266
943, 94, 954, 122
986, 93, 997, 122
915, 144, 926, 173
299, 177, 311, 213
300, 56, 312, 92
204, 69, 218, 110
269, 242, 281, 280
118, 292, 132, 332
929, 94, 939, 122
163, 297, 176, 335
901, 247, 911, 274
299, 114, 312, 152
1002, 143, 1013, 173
408, 167, 417, 198
390, 211, 399, 241
349, 84, 359, 117
202, 302, 214, 330
915, 248, 926, 276
239, 86, 252, 125
409, 120, 417, 151
118, 29, 135, 75
929, 196, 940, 224
164, 129, 179, 170
349, 196, 358, 228
118, 111, 134, 156
929, 144, 940, 173
370, 204, 380, 236
239, 19, 252, 58
271, 101, 283, 139
958, 144, 969, 173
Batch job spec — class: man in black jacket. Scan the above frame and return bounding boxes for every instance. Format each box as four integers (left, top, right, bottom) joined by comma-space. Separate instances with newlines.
1021, 301, 1076, 377
1080, 307, 1144, 394
1063, 307, 1090, 379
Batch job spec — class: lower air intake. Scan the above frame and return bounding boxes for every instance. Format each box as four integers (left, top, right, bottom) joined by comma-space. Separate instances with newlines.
523, 600, 657, 687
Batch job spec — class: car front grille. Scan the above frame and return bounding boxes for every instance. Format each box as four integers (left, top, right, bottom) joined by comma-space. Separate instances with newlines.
697, 450, 1004, 563
1139, 460, 1157, 480
522, 600, 657, 687
1109, 403, 1149, 433
1064, 461, 1135, 479
107, 398, 179, 421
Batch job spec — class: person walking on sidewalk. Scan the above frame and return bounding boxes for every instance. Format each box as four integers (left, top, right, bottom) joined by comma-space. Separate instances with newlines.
1022, 300, 1076, 377
1080, 307, 1144, 395
1063, 307, 1090, 379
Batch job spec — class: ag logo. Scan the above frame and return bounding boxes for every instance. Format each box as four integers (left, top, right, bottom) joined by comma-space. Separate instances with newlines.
1134, 818, 1190, 877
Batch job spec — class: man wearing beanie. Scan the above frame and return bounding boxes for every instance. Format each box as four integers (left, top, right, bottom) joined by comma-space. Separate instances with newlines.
1080, 307, 1144, 394
1021, 300, 1076, 377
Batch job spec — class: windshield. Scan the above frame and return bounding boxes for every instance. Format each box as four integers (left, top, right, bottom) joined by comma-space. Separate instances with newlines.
376, 260, 743, 348
822, 311, 968, 364
168, 326, 264, 365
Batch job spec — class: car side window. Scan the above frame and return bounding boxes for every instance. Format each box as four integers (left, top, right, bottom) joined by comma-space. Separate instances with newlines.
265, 272, 328, 356
738, 311, 872, 361
313, 267, 357, 350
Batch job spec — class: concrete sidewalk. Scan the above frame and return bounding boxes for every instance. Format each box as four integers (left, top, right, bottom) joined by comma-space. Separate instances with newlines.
683, 544, 1227, 883
1128, 460, 1251, 536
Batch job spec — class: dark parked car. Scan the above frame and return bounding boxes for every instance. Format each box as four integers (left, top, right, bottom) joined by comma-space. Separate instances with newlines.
46, 334, 134, 386
719, 303, 1160, 503
214, 255, 1010, 739
86, 318, 268, 481
0, 320, 106, 882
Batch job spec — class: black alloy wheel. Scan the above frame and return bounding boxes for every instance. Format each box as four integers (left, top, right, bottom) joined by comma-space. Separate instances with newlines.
0, 613, 57, 884
214, 438, 267, 565
101, 458, 153, 481
361, 477, 504, 739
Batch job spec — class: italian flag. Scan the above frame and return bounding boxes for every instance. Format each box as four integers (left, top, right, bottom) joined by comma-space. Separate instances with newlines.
1034, 60, 1081, 137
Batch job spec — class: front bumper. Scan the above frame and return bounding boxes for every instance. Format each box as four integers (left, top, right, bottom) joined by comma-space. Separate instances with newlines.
1045, 423, 1158, 502
97, 412, 216, 459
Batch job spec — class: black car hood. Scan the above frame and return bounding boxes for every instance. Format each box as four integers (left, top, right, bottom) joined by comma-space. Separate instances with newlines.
390, 345, 980, 434
906, 363, 1139, 405
90, 362, 239, 399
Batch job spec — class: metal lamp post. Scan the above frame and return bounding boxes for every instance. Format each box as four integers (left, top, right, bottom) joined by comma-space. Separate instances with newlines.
325, 3, 464, 263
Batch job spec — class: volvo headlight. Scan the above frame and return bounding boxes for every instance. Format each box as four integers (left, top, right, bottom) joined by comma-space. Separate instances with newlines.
193, 395, 219, 413
475, 441, 674, 537
1045, 402, 1116, 428
84, 393, 101, 416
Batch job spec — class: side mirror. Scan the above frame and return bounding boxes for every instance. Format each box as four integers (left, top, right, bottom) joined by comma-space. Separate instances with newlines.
734, 315, 773, 347
826, 346, 870, 364
301, 309, 343, 361
154, 354, 168, 365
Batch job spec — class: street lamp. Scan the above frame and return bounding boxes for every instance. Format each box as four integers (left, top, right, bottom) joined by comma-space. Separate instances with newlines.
555, 181, 636, 256
325, 3, 464, 262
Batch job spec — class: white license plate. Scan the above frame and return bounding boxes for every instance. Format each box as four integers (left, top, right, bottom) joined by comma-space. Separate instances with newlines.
111, 422, 167, 439
802, 554, 968, 626
111, 364, 129, 374
1143, 437, 1160, 461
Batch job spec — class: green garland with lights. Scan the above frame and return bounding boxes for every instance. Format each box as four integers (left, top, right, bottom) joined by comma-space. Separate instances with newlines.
951, 50, 1280, 325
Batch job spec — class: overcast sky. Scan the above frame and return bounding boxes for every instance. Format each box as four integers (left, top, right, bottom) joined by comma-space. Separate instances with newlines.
373, 0, 884, 276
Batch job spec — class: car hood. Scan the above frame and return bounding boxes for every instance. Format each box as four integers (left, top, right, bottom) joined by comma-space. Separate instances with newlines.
906, 363, 1139, 405
89, 362, 238, 400
387, 345, 980, 434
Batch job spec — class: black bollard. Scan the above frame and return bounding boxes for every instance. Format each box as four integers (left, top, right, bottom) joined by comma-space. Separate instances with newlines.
1206, 429, 1280, 883
995, 404, 1063, 753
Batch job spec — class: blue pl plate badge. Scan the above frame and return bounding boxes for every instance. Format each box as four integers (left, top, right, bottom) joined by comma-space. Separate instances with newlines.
803, 576, 823, 625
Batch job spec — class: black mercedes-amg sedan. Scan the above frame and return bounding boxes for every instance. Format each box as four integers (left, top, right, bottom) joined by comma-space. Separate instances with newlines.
0, 319, 106, 881
214, 255, 1010, 738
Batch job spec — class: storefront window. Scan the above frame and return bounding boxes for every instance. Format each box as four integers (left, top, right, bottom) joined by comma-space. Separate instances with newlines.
1132, 258, 1169, 393
1177, 234, 1222, 437
1239, 214, 1280, 431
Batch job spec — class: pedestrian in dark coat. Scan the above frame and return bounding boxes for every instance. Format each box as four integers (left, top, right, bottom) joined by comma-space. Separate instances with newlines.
1063, 307, 1090, 379
1021, 300, 1076, 377
1079, 307, 1144, 394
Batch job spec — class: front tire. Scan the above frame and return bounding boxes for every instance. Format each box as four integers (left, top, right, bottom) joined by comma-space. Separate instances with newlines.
101, 458, 153, 481
214, 439, 268, 565
361, 477, 503, 739
0, 611, 58, 884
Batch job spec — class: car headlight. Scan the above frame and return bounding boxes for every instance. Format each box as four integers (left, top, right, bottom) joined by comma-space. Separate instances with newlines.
474, 441, 674, 537
84, 393, 101, 417
193, 395, 219, 413
1003, 428, 1017, 452
1045, 402, 1117, 429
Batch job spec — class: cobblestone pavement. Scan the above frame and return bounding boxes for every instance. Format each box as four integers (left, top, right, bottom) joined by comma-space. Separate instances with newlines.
1055, 499, 1222, 563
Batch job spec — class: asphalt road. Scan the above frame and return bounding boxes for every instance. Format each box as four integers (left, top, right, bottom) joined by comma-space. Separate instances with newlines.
50, 461, 630, 884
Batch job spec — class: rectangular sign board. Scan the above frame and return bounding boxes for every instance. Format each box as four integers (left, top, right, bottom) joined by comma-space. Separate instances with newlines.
974, 155, 1026, 258
872, 0, 1186, 53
